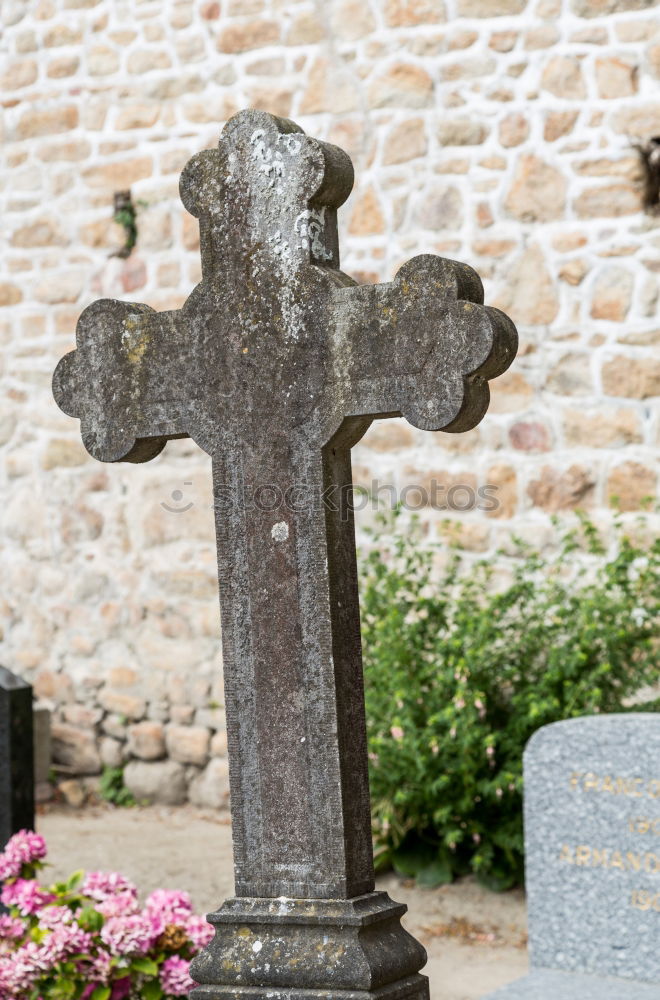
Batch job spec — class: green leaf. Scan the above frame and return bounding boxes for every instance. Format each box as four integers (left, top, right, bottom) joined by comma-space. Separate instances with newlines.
416, 855, 453, 889
475, 866, 518, 893
392, 840, 436, 878
90, 988, 111, 1000
66, 870, 84, 892
142, 980, 164, 1000
77, 906, 104, 931
132, 957, 159, 976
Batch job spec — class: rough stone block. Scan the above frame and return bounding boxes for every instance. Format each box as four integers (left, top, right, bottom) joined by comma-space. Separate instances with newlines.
492, 246, 559, 325
58, 777, 86, 807
127, 720, 166, 760
98, 690, 146, 720
383, 119, 428, 165
574, 184, 640, 219
217, 19, 279, 53
368, 63, 434, 108
590, 267, 633, 321
194, 707, 225, 730
100, 736, 125, 768
166, 724, 210, 766
16, 107, 78, 139
210, 730, 228, 758
601, 357, 660, 399
188, 756, 230, 809
51, 723, 101, 775
527, 465, 595, 512
606, 460, 656, 510
505, 155, 566, 222
123, 759, 187, 805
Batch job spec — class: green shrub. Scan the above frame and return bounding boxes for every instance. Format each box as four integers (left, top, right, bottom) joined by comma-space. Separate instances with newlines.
360, 510, 660, 891
98, 765, 135, 807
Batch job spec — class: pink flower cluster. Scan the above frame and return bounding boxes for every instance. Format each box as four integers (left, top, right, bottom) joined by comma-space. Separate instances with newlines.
0, 916, 24, 941
160, 955, 195, 996
1, 880, 54, 916
0, 831, 46, 881
100, 913, 155, 957
0, 832, 211, 999
83, 871, 139, 919
146, 889, 193, 935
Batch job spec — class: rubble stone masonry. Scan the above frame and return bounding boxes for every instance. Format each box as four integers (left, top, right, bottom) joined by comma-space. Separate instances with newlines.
1, 0, 658, 804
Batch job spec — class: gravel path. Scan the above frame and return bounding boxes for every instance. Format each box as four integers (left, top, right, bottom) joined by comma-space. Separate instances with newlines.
37, 804, 528, 1000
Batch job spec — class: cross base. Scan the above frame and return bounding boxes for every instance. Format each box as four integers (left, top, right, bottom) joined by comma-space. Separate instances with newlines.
190, 976, 428, 1000
189, 892, 429, 1000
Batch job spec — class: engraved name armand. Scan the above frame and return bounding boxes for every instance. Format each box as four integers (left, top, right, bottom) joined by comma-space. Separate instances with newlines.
558, 844, 660, 874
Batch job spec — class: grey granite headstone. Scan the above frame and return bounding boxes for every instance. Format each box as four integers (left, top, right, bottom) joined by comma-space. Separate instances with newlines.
484, 714, 660, 999
53, 109, 518, 1000
0, 666, 34, 849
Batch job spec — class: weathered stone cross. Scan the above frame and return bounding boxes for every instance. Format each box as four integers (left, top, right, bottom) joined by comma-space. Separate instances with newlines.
54, 110, 517, 1000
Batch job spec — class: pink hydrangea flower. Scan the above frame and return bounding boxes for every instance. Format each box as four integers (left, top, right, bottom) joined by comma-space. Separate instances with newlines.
82, 871, 138, 903
100, 914, 155, 957
160, 955, 195, 996
0, 835, 212, 999
90, 949, 113, 984
0, 853, 23, 882
0, 831, 47, 882
146, 889, 192, 922
96, 891, 139, 919
186, 915, 214, 950
0, 915, 24, 941
4, 939, 51, 991
145, 889, 193, 934
5, 831, 47, 865
36, 905, 75, 929
1, 880, 54, 916
0, 960, 16, 994
38, 924, 92, 965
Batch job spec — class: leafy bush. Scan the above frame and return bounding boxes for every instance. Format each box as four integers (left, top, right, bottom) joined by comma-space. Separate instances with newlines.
0, 830, 211, 999
360, 511, 660, 891
98, 767, 135, 808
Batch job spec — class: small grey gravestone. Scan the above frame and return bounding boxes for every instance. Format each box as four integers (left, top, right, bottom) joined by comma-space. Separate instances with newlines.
0, 666, 34, 850
53, 109, 517, 1000
484, 715, 660, 1000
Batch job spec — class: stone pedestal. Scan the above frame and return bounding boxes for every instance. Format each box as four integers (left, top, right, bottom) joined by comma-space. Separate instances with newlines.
190, 892, 429, 1000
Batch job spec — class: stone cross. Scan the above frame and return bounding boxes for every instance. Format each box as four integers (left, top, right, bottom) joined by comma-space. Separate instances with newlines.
54, 110, 517, 1000
0, 666, 34, 850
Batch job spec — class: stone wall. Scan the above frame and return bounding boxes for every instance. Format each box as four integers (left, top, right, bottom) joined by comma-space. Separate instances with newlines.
1, 0, 658, 806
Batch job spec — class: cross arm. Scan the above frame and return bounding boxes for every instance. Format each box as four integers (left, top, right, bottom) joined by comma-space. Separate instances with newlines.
329, 254, 517, 432
52, 298, 199, 463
